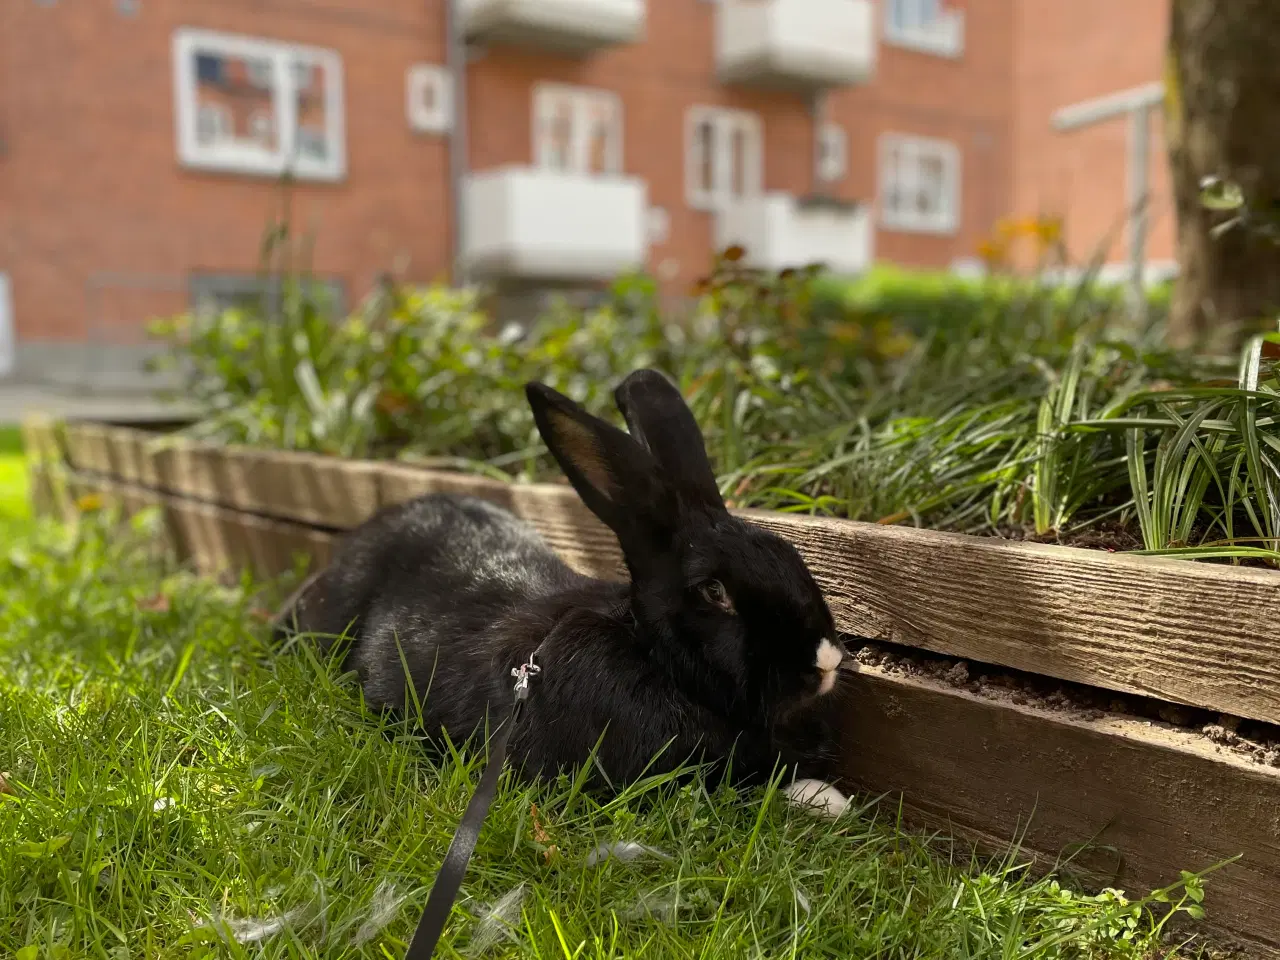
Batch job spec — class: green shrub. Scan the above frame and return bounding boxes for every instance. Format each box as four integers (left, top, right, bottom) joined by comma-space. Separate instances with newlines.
149, 249, 1279, 564
810, 264, 1171, 337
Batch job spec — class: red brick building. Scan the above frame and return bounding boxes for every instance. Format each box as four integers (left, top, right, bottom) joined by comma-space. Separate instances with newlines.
0, 0, 1169, 384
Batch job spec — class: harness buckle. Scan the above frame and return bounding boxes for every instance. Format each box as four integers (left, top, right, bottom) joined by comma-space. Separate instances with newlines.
511, 652, 542, 700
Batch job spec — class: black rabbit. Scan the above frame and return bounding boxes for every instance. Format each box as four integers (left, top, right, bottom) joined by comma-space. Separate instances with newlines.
277, 369, 853, 817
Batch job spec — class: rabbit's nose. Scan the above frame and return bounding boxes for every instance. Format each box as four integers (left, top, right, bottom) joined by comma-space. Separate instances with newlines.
815, 638, 843, 695
815, 638, 843, 673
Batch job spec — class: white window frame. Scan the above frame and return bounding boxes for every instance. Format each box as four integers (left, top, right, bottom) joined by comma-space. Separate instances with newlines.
684, 105, 764, 212
172, 27, 346, 181
884, 0, 964, 59
878, 133, 961, 235
532, 83, 624, 177
407, 64, 453, 135
818, 122, 847, 185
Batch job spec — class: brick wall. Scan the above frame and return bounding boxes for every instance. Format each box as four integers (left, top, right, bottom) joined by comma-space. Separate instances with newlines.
1, 0, 451, 347
0, 0, 1164, 364
1012, 0, 1173, 273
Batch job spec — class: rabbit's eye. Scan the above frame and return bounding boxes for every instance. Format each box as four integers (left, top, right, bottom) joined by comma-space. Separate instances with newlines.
699, 579, 734, 612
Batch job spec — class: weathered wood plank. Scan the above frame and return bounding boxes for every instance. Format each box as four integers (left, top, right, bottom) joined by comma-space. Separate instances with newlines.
20, 415, 74, 522
70, 424, 379, 530
840, 665, 1280, 956
743, 510, 1280, 728
107, 425, 166, 488
165, 495, 335, 580
70, 432, 1280, 727
67, 472, 334, 581
62, 422, 114, 474
379, 469, 1280, 727
150, 437, 381, 530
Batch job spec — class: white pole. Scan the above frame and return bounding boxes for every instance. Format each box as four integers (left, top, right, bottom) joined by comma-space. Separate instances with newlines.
1051, 83, 1164, 304
1127, 105, 1152, 313
0, 273, 13, 379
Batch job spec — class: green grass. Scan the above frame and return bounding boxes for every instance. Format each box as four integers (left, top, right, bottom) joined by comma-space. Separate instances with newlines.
0, 426, 28, 522
1, 512, 1218, 958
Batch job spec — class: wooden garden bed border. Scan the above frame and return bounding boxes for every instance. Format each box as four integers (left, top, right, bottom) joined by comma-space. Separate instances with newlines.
57, 421, 1280, 729
30, 421, 1280, 954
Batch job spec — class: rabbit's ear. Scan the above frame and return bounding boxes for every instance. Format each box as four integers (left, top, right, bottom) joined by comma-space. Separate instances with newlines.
614, 369, 726, 515
526, 382, 675, 542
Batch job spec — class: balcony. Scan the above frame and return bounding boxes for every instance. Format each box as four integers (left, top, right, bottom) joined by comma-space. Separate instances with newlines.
715, 194, 871, 276
463, 167, 649, 283
460, 0, 645, 55
716, 0, 875, 91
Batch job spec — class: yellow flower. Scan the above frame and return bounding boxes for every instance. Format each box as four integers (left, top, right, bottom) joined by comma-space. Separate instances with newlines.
75, 493, 104, 513
1033, 215, 1063, 246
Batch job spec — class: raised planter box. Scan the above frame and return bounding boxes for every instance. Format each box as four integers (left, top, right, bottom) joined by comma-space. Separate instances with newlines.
41, 420, 1280, 955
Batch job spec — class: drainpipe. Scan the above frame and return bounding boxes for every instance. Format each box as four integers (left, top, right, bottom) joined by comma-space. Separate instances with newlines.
445, 0, 470, 287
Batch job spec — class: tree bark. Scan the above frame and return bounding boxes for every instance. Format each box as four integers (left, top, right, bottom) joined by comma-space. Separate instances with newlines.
1166, 0, 1280, 352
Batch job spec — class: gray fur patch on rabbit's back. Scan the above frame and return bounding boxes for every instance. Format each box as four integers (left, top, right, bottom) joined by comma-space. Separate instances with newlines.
343, 494, 584, 713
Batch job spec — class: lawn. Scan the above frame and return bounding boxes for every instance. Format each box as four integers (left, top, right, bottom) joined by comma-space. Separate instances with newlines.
0, 426, 28, 521
0, 509, 1215, 958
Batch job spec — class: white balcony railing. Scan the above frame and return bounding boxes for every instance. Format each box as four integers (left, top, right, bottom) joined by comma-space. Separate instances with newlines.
460, 0, 645, 55
716, 0, 876, 90
715, 193, 872, 276
463, 167, 649, 283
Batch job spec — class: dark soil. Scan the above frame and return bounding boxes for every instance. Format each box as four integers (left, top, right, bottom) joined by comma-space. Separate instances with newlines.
996, 518, 1147, 553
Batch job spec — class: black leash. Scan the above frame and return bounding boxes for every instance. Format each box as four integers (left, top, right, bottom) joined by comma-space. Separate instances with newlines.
403, 650, 543, 959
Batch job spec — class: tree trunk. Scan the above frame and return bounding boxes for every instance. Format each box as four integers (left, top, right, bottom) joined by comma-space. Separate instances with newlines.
1166, 0, 1280, 352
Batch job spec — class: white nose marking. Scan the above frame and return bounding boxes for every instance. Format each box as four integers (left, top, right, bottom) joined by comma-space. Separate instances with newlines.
815, 638, 842, 672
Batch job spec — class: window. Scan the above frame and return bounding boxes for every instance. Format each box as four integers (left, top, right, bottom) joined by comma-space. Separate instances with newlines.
196, 103, 231, 145
172, 28, 346, 181
886, 0, 940, 33
533, 84, 623, 176
818, 123, 847, 184
884, 0, 964, 57
188, 274, 348, 320
248, 109, 274, 146
685, 106, 763, 211
879, 134, 961, 234
407, 64, 452, 135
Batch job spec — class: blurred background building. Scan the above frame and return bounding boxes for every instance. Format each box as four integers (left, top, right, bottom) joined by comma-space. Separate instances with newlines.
0, 0, 1169, 389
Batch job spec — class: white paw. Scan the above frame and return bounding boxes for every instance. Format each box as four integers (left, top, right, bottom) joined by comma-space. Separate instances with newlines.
782, 779, 850, 821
